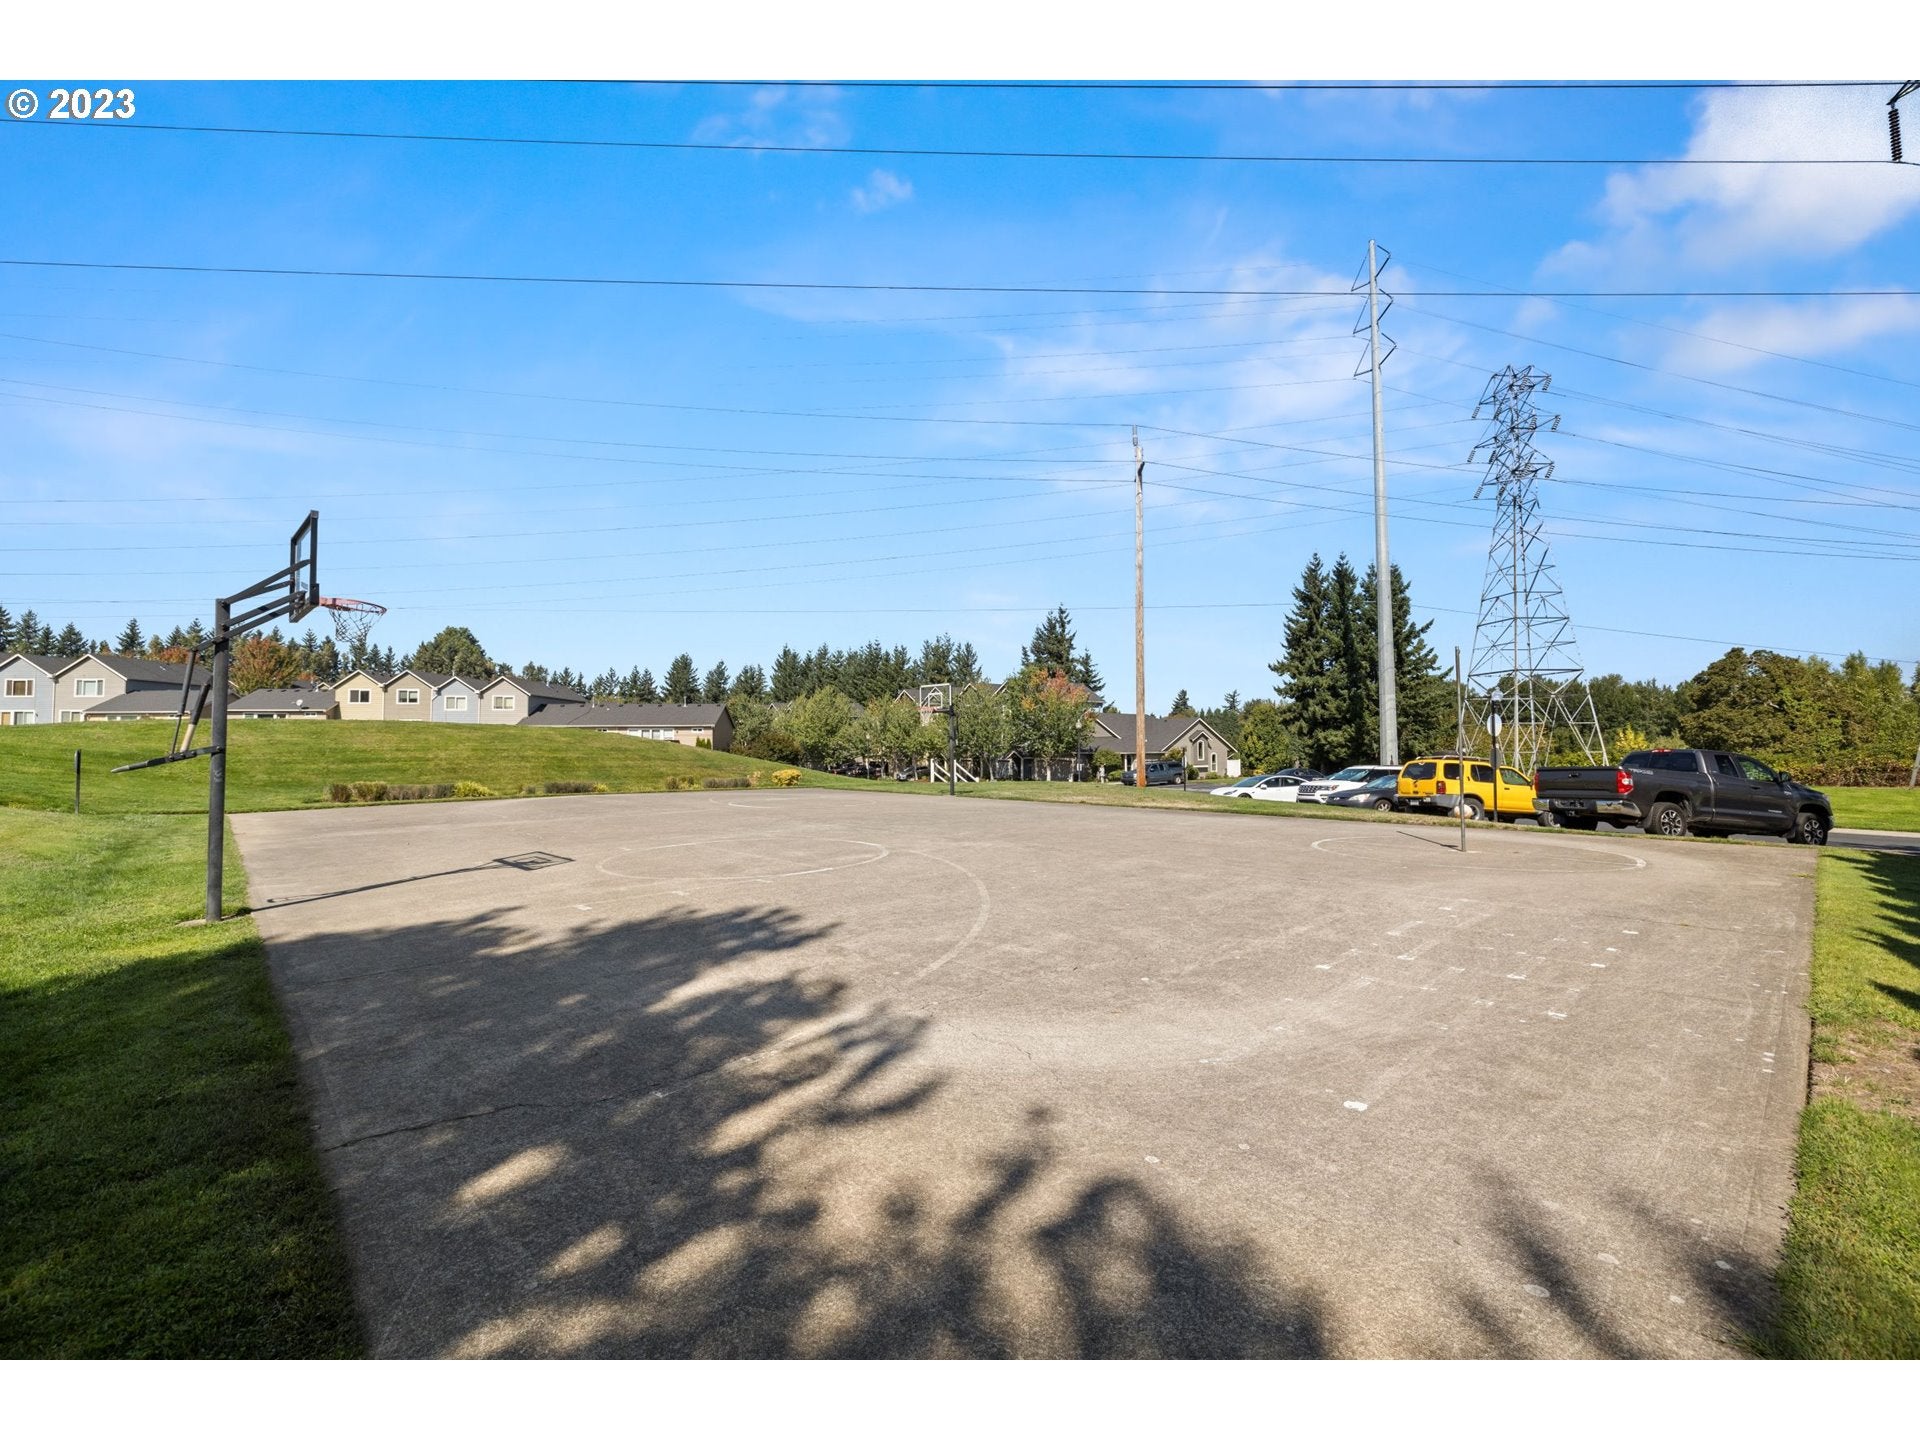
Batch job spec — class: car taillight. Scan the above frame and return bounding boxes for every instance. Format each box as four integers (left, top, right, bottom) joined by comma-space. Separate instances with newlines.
1615, 767, 1632, 795
1531, 770, 1540, 791
1435, 780, 1448, 794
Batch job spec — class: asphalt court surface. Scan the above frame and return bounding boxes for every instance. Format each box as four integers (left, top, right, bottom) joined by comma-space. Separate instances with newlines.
234, 790, 1816, 1358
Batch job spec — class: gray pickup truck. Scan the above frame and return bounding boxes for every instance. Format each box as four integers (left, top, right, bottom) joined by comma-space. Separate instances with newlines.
1534, 748, 1833, 845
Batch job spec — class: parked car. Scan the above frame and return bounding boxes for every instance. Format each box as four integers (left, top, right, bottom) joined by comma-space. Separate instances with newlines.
1209, 772, 1277, 797
1397, 755, 1537, 822
1296, 765, 1402, 803
1324, 772, 1404, 812
1120, 758, 1188, 787
1534, 748, 1832, 844
1240, 769, 1323, 803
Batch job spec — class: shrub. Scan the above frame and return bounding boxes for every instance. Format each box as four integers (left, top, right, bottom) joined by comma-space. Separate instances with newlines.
386, 784, 454, 801
769, 768, 802, 788
701, 776, 750, 789
748, 771, 765, 787
694, 737, 712, 749
452, 781, 495, 799
663, 776, 685, 791
1092, 747, 1122, 778
347, 781, 388, 803
327, 783, 352, 803
539, 780, 606, 795
522, 784, 540, 796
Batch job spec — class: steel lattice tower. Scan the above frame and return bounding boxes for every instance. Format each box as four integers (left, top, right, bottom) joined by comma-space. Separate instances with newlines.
1464, 366, 1608, 774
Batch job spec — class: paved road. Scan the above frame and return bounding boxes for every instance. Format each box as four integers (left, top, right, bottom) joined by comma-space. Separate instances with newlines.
235, 792, 1815, 1358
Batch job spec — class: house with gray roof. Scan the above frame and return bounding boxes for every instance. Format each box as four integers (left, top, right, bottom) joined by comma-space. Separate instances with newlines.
230, 685, 337, 720
1085, 712, 1239, 779
82, 686, 224, 721
1, 652, 76, 725
520, 702, 733, 751
475, 672, 587, 724
57, 653, 202, 723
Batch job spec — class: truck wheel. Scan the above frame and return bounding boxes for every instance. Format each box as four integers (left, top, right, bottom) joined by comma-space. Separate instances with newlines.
1645, 801, 1689, 838
1457, 796, 1485, 822
1787, 810, 1829, 847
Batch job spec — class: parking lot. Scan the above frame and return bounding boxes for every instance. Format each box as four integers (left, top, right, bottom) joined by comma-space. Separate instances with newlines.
234, 789, 1816, 1357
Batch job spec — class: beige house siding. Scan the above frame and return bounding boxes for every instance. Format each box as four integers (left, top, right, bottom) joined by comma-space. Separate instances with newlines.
386, 671, 433, 722
475, 679, 527, 724
55, 655, 129, 717
337, 671, 388, 721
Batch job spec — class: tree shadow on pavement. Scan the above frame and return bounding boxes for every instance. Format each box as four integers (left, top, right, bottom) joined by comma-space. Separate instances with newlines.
268, 903, 1326, 1358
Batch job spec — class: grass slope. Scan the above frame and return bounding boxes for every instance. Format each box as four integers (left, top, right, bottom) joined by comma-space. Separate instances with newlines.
0, 811, 360, 1357
1827, 787, 1920, 834
1, 721, 882, 814
1767, 850, 1920, 1358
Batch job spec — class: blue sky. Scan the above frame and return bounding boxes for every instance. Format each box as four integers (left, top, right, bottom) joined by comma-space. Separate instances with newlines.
3, 79, 1917, 706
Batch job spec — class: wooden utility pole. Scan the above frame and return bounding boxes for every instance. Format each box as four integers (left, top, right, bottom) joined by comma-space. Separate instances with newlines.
1134, 427, 1147, 788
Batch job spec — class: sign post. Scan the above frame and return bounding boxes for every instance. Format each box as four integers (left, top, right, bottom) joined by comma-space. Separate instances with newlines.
1489, 706, 1504, 825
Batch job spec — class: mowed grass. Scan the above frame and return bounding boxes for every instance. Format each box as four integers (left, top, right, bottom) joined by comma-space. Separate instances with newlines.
0, 811, 361, 1357
0, 720, 885, 814
1827, 787, 1920, 834
1766, 850, 1920, 1358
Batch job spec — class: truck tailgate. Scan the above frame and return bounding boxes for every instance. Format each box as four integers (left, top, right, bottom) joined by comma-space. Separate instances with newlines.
1534, 766, 1623, 800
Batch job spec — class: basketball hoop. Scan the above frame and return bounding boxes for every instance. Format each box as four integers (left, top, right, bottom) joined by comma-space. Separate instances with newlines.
317, 596, 386, 652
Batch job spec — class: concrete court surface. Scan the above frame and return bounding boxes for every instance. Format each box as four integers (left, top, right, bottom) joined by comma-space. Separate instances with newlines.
233, 790, 1816, 1359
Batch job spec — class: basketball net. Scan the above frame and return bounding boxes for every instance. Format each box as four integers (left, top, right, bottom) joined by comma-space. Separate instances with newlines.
318, 597, 386, 654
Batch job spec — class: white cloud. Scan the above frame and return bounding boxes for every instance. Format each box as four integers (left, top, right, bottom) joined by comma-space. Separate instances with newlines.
1656, 295, 1920, 374
850, 169, 913, 214
690, 84, 848, 148
1546, 88, 1918, 274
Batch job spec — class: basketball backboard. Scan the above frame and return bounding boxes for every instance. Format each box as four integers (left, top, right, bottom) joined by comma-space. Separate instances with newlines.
289, 510, 319, 621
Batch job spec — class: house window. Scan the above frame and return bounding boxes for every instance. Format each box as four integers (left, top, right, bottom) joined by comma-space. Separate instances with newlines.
445, 694, 468, 711
60, 710, 83, 722
76, 677, 105, 697
396, 688, 420, 705
348, 688, 371, 705
492, 694, 515, 711
4, 678, 32, 697
2, 711, 34, 725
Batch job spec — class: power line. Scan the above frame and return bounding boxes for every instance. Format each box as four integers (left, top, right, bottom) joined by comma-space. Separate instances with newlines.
32, 118, 1898, 167
568, 80, 1900, 93
4, 258, 1911, 300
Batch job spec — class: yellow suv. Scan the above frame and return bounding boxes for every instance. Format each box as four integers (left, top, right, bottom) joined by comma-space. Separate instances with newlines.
1397, 755, 1537, 822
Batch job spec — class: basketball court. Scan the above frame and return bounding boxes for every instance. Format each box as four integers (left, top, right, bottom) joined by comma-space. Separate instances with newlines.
232, 790, 1814, 1358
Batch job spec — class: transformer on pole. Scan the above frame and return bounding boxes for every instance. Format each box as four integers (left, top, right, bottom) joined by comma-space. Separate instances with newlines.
1464, 366, 1607, 776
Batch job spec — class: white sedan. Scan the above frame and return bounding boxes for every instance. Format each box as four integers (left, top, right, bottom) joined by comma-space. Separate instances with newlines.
1295, 765, 1403, 803
1212, 771, 1315, 802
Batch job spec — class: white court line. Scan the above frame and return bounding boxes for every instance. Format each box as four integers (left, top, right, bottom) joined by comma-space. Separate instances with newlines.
902, 848, 993, 982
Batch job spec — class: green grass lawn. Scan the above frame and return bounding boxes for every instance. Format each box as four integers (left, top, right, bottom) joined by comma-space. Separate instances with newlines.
1, 720, 886, 814
1827, 786, 1920, 834
0, 811, 361, 1357
1766, 849, 1920, 1358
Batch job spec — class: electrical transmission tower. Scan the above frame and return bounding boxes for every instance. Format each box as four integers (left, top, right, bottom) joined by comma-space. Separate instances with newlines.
1464, 366, 1607, 774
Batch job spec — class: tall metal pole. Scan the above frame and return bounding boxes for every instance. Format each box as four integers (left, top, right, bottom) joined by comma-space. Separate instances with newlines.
205, 599, 231, 922
1366, 239, 1399, 765
1455, 647, 1467, 852
1511, 487, 1521, 777
947, 701, 957, 797
1133, 426, 1147, 788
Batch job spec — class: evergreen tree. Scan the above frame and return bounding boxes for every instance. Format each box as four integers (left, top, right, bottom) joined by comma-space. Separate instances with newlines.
592, 668, 621, 702
1023, 606, 1103, 696
663, 653, 699, 704
634, 668, 659, 703
913, 633, 960, 686
1354, 562, 1453, 760
702, 660, 731, 704
164, 625, 187, 650
732, 663, 768, 701
409, 625, 491, 679
183, 619, 207, 649
518, 661, 550, 684
1170, 689, 1194, 716
1270, 554, 1353, 772
952, 641, 983, 685
54, 622, 88, 657
116, 618, 144, 655
312, 637, 340, 684
770, 646, 806, 703
0, 604, 12, 652
18, 610, 40, 653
